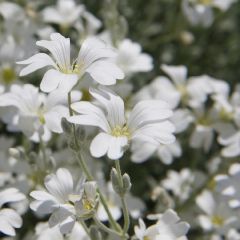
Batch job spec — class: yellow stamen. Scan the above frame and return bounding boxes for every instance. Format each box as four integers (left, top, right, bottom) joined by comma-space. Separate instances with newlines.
111, 125, 130, 138
198, 0, 212, 5
211, 215, 224, 226
83, 199, 94, 211
1, 67, 16, 84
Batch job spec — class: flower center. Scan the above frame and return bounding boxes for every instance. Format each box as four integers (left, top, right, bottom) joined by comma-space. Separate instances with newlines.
211, 215, 224, 226
219, 108, 233, 122
83, 199, 94, 211
111, 125, 130, 138
198, 0, 212, 5
37, 105, 46, 124
144, 237, 150, 240
1, 66, 16, 85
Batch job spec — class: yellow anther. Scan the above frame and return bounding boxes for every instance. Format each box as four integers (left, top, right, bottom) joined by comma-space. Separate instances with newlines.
111, 125, 130, 138
1, 67, 16, 84
211, 215, 224, 226
83, 199, 94, 211
198, 0, 212, 5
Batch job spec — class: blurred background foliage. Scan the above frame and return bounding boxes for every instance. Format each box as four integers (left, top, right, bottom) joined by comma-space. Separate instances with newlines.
82, 0, 240, 91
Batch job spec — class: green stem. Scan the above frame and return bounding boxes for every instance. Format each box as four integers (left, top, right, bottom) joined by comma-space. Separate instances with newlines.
79, 220, 92, 239
38, 132, 47, 169
67, 92, 121, 233
115, 160, 130, 238
93, 216, 121, 237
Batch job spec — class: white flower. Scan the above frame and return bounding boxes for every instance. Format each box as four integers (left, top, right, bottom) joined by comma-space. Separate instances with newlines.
68, 87, 175, 160
133, 76, 181, 109
0, 188, 25, 236
17, 33, 124, 93
134, 209, 190, 240
0, 84, 69, 142
42, 0, 101, 35
131, 140, 181, 165
190, 124, 214, 152
161, 65, 229, 109
115, 39, 153, 75
215, 164, 240, 208
196, 190, 240, 235
42, 0, 84, 27
182, 0, 236, 27
162, 169, 195, 203
0, 2, 24, 21
35, 222, 88, 240
218, 131, 240, 158
30, 168, 97, 234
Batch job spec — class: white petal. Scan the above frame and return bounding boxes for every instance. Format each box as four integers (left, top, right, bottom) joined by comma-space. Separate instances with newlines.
37, 33, 71, 70
17, 53, 56, 76
86, 61, 124, 85
30, 190, 58, 202
196, 190, 215, 215
132, 122, 175, 145
40, 69, 61, 92
131, 141, 157, 163
59, 216, 75, 234
0, 218, 16, 236
45, 106, 68, 133
89, 87, 125, 128
58, 74, 79, 93
90, 132, 111, 158
44, 168, 73, 202
0, 188, 25, 207
0, 209, 22, 228
30, 200, 56, 214
107, 136, 128, 160
69, 101, 110, 132
128, 100, 173, 131
161, 64, 187, 85
78, 37, 117, 68
198, 215, 212, 231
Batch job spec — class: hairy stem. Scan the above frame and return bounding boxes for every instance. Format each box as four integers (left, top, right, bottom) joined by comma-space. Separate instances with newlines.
93, 216, 122, 237
67, 92, 122, 233
115, 160, 130, 239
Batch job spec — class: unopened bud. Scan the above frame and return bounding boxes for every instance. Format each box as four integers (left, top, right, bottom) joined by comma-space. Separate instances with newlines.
76, 126, 86, 140
111, 168, 122, 194
122, 173, 131, 193
61, 118, 72, 135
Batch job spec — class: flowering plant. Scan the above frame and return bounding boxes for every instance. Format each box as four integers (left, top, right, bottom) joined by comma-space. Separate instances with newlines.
0, 0, 239, 239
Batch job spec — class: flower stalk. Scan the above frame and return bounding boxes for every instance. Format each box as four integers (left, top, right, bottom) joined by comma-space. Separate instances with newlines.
67, 91, 122, 234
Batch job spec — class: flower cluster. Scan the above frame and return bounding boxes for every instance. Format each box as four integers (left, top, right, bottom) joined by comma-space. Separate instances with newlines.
0, 0, 239, 239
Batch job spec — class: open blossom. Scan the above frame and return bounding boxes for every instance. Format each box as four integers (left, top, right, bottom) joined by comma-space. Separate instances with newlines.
0, 188, 25, 236
68, 87, 175, 160
196, 190, 240, 236
134, 209, 190, 240
215, 164, 240, 208
0, 84, 69, 142
182, 0, 236, 27
41, 0, 84, 27
35, 222, 88, 240
115, 38, 153, 75
17, 33, 124, 93
161, 169, 195, 203
30, 168, 98, 234
41, 0, 101, 35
